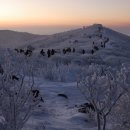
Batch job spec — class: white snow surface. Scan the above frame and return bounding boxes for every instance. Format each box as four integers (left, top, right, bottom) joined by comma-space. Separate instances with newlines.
24, 79, 98, 130
0, 24, 130, 130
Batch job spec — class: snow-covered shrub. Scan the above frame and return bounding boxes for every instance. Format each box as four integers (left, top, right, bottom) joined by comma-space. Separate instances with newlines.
0, 72, 43, 130
78, 55, 105, 65
111, 64, 130, 130
0, 51, 44, 130
71, 59, 82, 65
77, 65, 127, 130
42, 63, 69, 82
0, 72, 42, 130
112, 94, 130, 130
51, 55, 72, 65
40, 61, 89, 82
0, 116, 5, 130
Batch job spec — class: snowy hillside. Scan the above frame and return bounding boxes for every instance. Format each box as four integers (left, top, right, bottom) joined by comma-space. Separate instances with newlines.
19, 24, 130, 66
25, 24, 130, 48
32, 24, 130, 66
0, 30, 46, 48
0, 24, 130, 130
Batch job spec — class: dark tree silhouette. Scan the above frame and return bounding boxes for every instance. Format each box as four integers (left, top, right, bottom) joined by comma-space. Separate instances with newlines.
11, 75, 19, 81
78, 102, 95, 114
20, 49, 24, 53
47, 49, 51, 58
63, 49, 66, 54
31, 90, 40, 98
66, 47, 71, 52
51, 49, 55, 55
91, 49, 94, 54
101, 42, 104, 48
0, 64, 4, 75
73, 48, 75, 53
14, 48, 19, 53
24, 49, 32, 57
94, 46, 99, 51
82, 49, 85, 54
40, 49, 45, 56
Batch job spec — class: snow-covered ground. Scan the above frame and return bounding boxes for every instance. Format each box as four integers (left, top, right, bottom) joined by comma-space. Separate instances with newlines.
0, 24, 130, 130
24, 80, 97, 130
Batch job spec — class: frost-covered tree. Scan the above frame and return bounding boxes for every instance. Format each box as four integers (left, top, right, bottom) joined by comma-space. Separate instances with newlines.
111, 64, 130, 130
77, 65, 126, 130
0, 71, 43, 130
112, 94, 130, 130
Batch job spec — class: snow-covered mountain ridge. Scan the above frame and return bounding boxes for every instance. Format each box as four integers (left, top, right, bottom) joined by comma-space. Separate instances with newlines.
0, 24, 130, 49
0, 24, 130, 66
0, 24, 130, 130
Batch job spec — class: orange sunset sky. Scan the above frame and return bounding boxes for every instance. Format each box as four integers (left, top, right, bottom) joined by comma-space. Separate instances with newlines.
0, 0, 130, 35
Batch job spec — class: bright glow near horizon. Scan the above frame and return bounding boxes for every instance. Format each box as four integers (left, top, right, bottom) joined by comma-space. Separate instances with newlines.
0, 0, 130, 34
